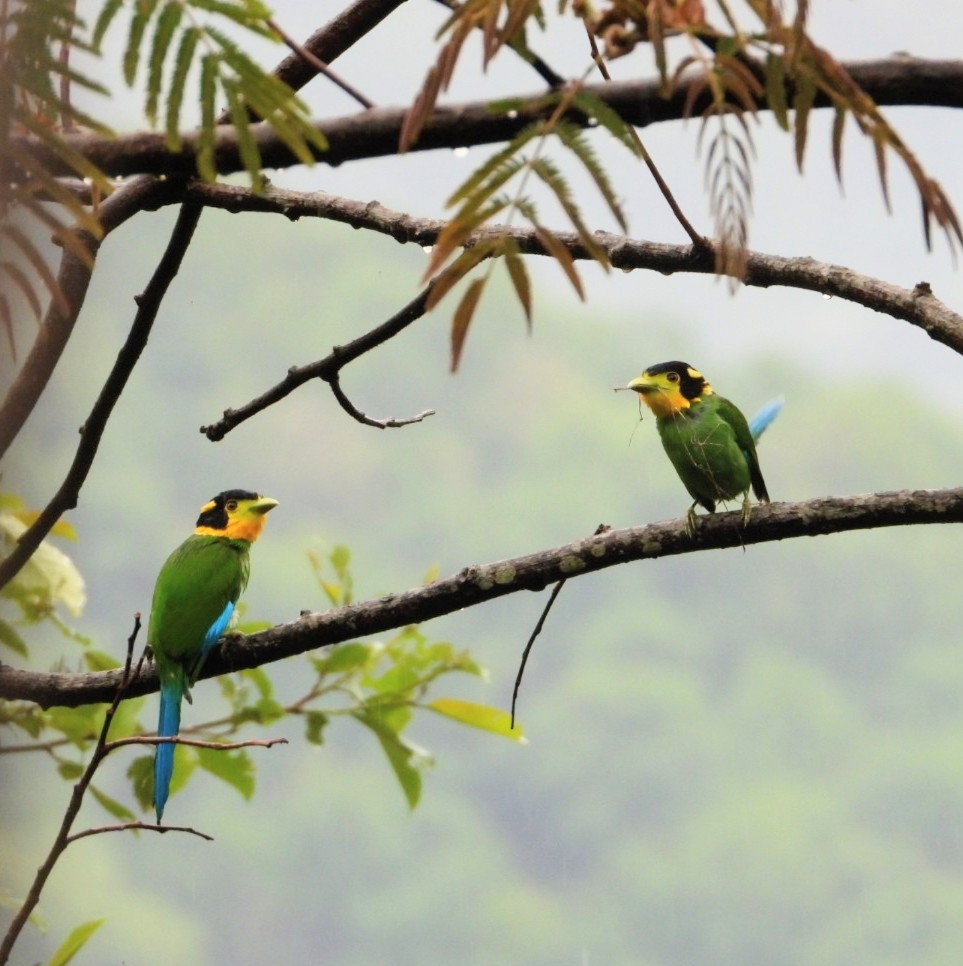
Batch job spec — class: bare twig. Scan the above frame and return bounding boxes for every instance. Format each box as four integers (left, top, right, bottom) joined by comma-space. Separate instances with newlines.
200, 283, 439, 440
3, 487, 961, 710
511, 580, 566, 729
268, 0, 410, 93
327, 373, 435, 428
267, 17, 375, 109
0, 202, 203, 593
581, 19, 707, 249
510, 524, 611, 727
64, 821, 214, 844
107, 735, 289, 752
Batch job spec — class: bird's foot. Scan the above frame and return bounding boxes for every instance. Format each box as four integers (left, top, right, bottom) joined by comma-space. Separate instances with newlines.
685, 505, 700, 538
741, 495, 752, 528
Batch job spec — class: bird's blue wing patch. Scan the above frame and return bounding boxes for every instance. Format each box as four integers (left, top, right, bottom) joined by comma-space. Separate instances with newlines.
749, 396, 784, 443
202, 600, 235, 657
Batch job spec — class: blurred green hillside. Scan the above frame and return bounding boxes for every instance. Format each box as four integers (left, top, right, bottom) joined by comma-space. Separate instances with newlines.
3, 212, 963, 965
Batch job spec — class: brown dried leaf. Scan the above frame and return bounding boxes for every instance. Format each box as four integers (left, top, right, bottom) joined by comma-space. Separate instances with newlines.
1, 259, 44, 320
0, 294, 12, 358
504, 252, 532, 327
831, 107, 846, 184
2, 224, 70, 315
450, 278, 486, 372
535, 227, 585, 300
425, 241, 498, 312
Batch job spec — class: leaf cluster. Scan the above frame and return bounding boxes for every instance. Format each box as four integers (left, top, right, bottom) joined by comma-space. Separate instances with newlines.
423, 90, 639, 370
0, 0, 110, 349
585, 0, 962, 273
1, 543, 519, 823
0, 0, 327, 347
92, 0, 327, 186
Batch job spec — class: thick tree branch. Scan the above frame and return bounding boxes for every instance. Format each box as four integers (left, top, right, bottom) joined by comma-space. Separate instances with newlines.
14, 59, 963, 180
181, 183, 962, 400
3, 487, 960, 709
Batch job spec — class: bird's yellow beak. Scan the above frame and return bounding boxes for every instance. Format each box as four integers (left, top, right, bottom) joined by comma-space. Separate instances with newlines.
249, 497, 279, 515
627, 374, 656, 394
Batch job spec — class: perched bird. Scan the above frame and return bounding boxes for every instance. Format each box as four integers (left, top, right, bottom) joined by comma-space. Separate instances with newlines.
149, 490, 278, 821
627, 362, 770, 534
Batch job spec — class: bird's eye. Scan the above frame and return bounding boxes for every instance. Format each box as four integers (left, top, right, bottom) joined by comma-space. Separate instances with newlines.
225, 500, 238, 512
667, 372, 680, 383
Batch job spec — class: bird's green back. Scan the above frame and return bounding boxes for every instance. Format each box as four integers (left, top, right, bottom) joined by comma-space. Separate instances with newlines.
148, 534, 250, 677
657, 394, 766, 510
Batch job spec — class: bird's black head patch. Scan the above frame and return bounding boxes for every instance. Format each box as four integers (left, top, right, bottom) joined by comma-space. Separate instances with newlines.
196, 489, 259, 529
644, 361, 709, 401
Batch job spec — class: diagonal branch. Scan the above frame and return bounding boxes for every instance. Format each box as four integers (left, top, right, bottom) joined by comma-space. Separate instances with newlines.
0, 202, 203, 593
200, 283, 438, 440
3, 486, 960, 709
0, 2, 414, 576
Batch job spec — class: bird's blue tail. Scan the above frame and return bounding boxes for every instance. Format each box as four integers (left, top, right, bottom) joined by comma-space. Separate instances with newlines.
154, 678, 183, 823
749, 396, 785, 443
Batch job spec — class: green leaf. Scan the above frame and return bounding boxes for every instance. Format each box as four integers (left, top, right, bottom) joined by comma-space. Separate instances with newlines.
146, 2, 183, 124
764, 53, 790, 131
83, 649, 120, 671
447, 123, 540, 207
47, 705, 100, 747
320, 642, 372, 674
223, 79, 264, 190
165, 26, 201, 151
195, 745, 256, 800
105, 695, 146, 741
46, 917, 107, 966
241, 666, 274, 700
0, 618, 28, 656
190, 0, 275, 33
353, 710, 429, 809
428, 698, 526, 740
89, 785, 137, 823
92, 0, 125, 49
126, 756, 154, 812
123, 0, 159, 86
197, 51, 220, 181
305, 711, 328, 745
57, 760, 84, 780
570, 90, 642, 157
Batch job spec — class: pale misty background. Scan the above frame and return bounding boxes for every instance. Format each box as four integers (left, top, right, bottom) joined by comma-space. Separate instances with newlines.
2, 1, 963, 963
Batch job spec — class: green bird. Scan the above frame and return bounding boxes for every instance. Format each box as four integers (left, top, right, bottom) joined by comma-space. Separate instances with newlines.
627, 361, 770, 534
149, 490, 278, 821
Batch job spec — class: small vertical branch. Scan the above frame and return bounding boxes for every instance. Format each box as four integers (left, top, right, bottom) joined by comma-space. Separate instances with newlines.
0, 618, 144, 966
581, 19, 708, 249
